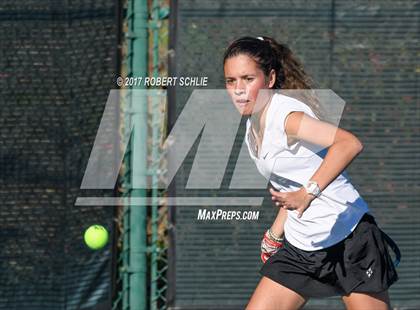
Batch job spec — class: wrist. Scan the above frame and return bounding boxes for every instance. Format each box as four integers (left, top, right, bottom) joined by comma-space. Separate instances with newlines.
304, 189, 317, 201
302, 180, 321, 199
267, 227, 284, 242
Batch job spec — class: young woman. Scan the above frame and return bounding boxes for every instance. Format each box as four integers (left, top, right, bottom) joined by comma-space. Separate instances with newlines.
223, 36, 399, 310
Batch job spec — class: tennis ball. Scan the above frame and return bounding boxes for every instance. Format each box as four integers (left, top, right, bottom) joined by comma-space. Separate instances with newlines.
84, 225, 109, 250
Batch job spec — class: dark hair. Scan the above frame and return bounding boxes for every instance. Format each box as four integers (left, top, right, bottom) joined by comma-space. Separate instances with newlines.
223, 36, 325, 120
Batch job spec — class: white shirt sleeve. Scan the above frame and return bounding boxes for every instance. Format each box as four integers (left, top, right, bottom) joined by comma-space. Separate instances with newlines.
275, 96, 318, 151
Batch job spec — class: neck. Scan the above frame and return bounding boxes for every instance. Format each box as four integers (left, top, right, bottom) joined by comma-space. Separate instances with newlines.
249, 92, 274, 128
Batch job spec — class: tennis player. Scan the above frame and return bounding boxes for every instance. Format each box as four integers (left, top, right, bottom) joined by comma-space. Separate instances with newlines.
223, 36, 399, 310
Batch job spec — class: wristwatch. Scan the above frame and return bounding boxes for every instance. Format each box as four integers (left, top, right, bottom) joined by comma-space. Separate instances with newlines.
303, 180, 321, 198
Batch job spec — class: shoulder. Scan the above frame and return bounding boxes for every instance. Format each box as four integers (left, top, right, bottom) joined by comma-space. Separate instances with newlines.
269, 93, 318, 133
272, 93, 316, 115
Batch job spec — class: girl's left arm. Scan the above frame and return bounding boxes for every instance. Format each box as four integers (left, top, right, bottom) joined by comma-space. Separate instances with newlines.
285, 111, 364, 192
270, 111, 364, 217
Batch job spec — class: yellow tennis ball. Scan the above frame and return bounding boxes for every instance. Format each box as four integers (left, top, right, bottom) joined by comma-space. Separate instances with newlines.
84, 225, 109, 250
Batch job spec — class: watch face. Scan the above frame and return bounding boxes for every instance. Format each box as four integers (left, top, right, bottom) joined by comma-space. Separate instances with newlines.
306, 182, 319, 196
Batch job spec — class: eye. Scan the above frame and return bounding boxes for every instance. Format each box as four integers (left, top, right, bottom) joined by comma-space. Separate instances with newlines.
246, 77, 254, 82
225, 79, 234, 84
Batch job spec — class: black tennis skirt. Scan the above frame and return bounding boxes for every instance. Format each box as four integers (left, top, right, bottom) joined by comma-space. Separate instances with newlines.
259, 213, 399, 298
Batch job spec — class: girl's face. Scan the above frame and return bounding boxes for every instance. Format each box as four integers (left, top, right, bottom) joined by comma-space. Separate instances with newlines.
224, 54, 275, 115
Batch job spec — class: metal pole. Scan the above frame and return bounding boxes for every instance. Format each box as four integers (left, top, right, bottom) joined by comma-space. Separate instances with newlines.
150, 1, 160, 309
127, 0, 148, 309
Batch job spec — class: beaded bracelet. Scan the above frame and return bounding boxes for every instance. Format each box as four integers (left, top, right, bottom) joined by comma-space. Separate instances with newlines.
267, 228, 284, 243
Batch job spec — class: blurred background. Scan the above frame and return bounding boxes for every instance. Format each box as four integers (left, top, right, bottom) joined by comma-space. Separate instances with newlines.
0, 0, 418, 309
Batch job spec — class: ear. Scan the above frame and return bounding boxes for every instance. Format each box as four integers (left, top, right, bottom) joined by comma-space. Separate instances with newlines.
268, 69, 276, 88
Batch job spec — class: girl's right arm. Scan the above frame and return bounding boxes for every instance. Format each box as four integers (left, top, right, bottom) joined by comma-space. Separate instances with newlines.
269, 202, 287, 238
260, 204, 287, 263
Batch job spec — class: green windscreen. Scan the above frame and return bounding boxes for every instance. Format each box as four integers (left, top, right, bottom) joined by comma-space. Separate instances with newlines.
0, 1, 119, 308
168, 1, 419, 309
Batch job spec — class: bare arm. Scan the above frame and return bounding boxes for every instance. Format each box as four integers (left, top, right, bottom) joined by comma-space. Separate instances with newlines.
285, 111, 363, 192
269, 111, 364, 218
269, 205, 287, 238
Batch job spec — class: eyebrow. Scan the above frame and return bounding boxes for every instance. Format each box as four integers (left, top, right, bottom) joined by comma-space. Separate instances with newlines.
224, 74, 256, 79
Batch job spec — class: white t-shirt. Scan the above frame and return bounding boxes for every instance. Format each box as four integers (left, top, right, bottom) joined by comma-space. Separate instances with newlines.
245, 93, 370, 251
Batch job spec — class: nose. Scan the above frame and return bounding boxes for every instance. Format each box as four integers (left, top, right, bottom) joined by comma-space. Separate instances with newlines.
234, 80, 246, 95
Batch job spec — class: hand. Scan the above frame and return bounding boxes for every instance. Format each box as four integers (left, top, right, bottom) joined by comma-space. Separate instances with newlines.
260, 229, 283, 263
269, 187, 315, 218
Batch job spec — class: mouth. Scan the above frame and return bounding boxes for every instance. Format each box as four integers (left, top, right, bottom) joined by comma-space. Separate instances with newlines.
236, 99, 250, 106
